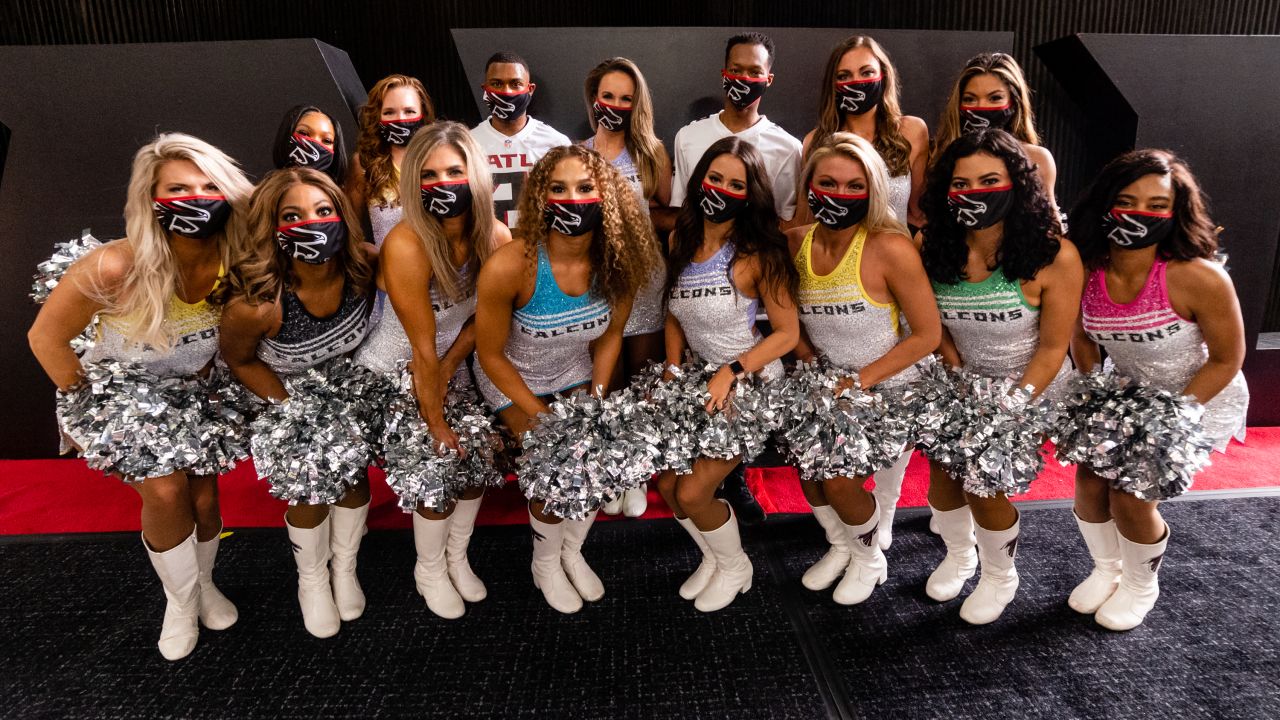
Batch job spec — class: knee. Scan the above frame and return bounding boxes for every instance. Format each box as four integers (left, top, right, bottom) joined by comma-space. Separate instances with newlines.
674, 480, 711, 514
141, 476, 189, 513
822, 476, 859, 497
1108, 492, 1156, 526
657, 472, 677, 496
190, 480, 219, 515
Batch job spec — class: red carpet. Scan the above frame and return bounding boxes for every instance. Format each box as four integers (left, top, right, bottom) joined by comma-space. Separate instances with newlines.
2, 428, 1277, 535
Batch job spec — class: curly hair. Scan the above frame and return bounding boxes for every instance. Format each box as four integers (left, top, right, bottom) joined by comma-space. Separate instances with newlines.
223, 168, 375, 305
1069, 149, 1220, 270
806, 35, 912, 177
920, 129, 1060, 284
513, 145, 661, 309
668, 136, 799, 304
355, 74, 435, 207
933, 52, 1040, 162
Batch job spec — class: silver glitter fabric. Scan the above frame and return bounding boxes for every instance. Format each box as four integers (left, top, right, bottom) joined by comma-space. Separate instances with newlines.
885, 172, 911, 225
641, 360, 785, 474
778, 358, 911, 481
667, 241, 784, 381
257, 286, 370, 376
515, 387, 661, 520
1055, 371, 1212, 501
368, 201, 403, 249
31, 231, 103, 355
355, 269, 476, 375
624, 263, 668, 337
1080, 262, 1248, 451
249, 357, 397, 505
56, 360, 240, 481
380, 366, 503, 512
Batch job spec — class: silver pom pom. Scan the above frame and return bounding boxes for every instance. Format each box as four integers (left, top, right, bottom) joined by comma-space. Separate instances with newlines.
778, 358, 911, 481
1055, 371, 1212, 501
249, 357, 397, 505
32, 230, 102, 355
516, 388, 660, 520
900, 354, 965, 453
57, 360, 207, 480
189, 365, 260, 476
380, 369, 503, 513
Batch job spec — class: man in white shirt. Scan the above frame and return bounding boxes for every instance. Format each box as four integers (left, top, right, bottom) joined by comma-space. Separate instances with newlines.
670, 32, 803, 222
470, 51, 572, 226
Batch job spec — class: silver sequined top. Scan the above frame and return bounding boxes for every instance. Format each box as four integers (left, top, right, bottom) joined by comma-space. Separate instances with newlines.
257, 286, 371, 376
474, 244, 612, 410
934, 267, 1071, 399
1082, 261, 1248, 450
369, 202, 403, 250
886, 173, 911, 225
794, 225, 915, 387
354, 269, 476, 384
82, 291, 221, 378
668, 241, 783, 381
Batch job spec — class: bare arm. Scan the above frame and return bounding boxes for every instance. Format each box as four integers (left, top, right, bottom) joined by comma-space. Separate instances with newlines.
474, 244, 548, 418
589, 296, 633, 395
1019, 240, 1084, 399
1174, 260, 1246, 404
1069, 271, 1100, 372
28, 244, 126, 391
858, 235, 941, 388
938, 327, 963, 369
904, 116, 930, 229
220, 298, 288, 402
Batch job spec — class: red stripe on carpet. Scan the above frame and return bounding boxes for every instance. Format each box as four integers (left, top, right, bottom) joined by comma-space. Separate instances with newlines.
2, 428, 1277, 535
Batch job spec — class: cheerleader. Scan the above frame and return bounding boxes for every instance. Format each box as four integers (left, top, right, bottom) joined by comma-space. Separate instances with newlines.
920, 129, 1082, 624
346, 74, 436, 247
272, 104, 348, 185
28, 133, 253, 660
798, 35, 931, 545
1066, 149, 1247, 630
219, 168, 376, 638
580, 56, 673, 517
474, 145, 660, 613
932, 53, 1058, 209
800, 35, 929, 228
655, 136, 800, 612
353, 121, 511, 619
784, 133, 941, 603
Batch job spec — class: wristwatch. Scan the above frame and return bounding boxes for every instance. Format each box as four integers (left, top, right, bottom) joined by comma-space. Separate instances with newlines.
728, 359, 746, 379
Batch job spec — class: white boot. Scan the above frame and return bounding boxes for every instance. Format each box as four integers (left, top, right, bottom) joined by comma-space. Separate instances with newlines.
144, 530, 201, 661
194, 527, 238, 630
622, 486, 649, 518
286, 516, 340, 638
802, 504, 851, 591
871, 450, 912, 550
929, 505, 941, 535
1068, 513, 1122, 614
602, 494, 624, 516
446, 495, 487, 603
959, 515, 1021, 625
529, 511, 582, 614
833, 503, 888, 605
675, 516, 717, 599
412, 512, 465, 619
329, 501, 369, 622
1096, 525, 1169, 631
926, 505, 978, 601
561, 509, 605, 602
695, 502, 754, 612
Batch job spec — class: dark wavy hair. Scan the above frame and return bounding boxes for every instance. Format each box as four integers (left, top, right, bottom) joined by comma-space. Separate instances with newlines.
667, 136, 799, 304
272, 104, 348, 184
1068, 149, 1220, 270
921, 129, 1060, 284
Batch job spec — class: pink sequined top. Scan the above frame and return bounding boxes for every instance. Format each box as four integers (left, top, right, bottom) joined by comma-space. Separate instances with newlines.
1080, 259, 1248, 451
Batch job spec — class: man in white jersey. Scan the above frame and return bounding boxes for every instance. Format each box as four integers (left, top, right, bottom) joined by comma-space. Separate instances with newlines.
470, 51, 572, 227
670, 32, 803, 222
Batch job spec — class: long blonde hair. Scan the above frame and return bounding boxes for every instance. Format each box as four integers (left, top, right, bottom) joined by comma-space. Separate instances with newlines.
933, 52, 1040, 162
355, 74, 436, 207
515, 145, 660, 308
226, 168, 374, 304
807, 36, 912, 177
583, 57, 665, 199
398, 121, 496, 302
103, 133, 252, 348
804, 132, 910, 239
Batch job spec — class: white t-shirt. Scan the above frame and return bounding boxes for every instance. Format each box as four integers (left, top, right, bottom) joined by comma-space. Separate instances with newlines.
470, 117, 572, 227
670, 113, 803, 221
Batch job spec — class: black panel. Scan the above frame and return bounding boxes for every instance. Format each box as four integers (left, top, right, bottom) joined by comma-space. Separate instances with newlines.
0, 40, 366, 458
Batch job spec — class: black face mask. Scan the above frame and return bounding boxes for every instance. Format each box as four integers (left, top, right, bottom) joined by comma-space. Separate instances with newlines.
1102, 209, 1174, 250
721, 72, 769, 110
947, 186, 1015, 230
275, 217, 347, 264
960, 104, 1014, 133
285, 133, 334, 173
484, 88, 532, 121
543, 199, 602, 236
592, 100, 632, 132
152, 195, 232, 240
835, 76, 884, 116
377, 116, 426, 146
420, 180, 473, 220
807, 186, 870, 230
699, 182, 748, 224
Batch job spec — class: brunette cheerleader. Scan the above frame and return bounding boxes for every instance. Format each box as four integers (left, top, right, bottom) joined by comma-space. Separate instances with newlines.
272, 104, 348, 185
1065, 149, 1247, 630
28, 133, 253, 659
